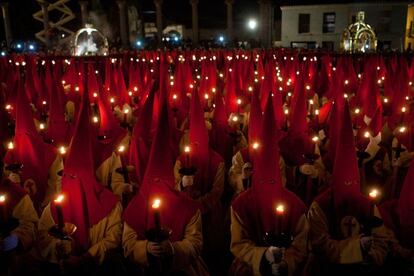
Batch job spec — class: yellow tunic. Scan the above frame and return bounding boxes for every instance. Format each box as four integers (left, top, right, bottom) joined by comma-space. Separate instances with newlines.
230, 208, 309, 276
308, 201, 389, 266
37, 202, 123, 264
228, 150, 287, 195
122, 210, 209, 276
174, 160, 224, 214
96, 153, 130, 197
11, 194, 39, 251
42, 156, 63, 209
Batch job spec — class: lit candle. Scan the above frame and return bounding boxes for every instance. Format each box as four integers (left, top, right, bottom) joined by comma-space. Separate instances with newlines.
118, 145, 130, 183
184, 145, 191, 167
0, 194, 7, 224
368, 189, 379, 216
237, 98, 242, 113
123, 109, 129, 125
204, 93, 209, 110
54, 194, 65, 231
7, 141, 14, 150
401, 106, 407, 123
152, 198, 161, 231
284, 109, 289, 130
252, 142, 260, 150
59, 146, 66, 155
110, 97, 115, 110
92, 116, 99, 124
275, 204, 285, 235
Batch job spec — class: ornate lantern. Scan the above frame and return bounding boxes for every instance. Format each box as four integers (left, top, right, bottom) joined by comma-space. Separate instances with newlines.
71, 24, 109, 56
341, 11, 377, 53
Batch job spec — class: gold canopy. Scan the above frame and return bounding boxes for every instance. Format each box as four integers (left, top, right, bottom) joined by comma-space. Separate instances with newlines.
341, 11, 377, 53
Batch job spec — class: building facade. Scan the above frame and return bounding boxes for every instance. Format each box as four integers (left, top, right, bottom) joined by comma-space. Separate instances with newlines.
280, 2, 413, 51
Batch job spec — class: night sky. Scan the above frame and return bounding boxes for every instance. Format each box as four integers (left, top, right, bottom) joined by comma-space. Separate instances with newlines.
0, 0, 409, 43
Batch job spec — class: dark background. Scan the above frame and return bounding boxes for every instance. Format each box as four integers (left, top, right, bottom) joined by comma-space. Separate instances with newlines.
0, 0, 408, 42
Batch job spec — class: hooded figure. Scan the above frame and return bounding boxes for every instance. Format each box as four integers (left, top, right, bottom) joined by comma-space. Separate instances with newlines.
174, 89, 226, 273
230, 97, 308, 276
3, 78, 58, 213
308, 100, 389, 275
123, 100, 208, 275
0, 177, 38, 275
379, 156, 414, 274
37, 74, 122, 273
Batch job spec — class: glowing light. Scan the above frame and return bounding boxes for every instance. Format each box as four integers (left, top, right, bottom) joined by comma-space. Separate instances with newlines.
184, 145, 191, 153
383, 98, 388, 103
5, 104, 12, 110
237, 98, 242, 105
306, 85, 311, 90
75, 86, 80, 92
343, 93, 349, 99
39, 123, 45, 130
399, 126, 406, 133
232, 115, 239, 122
354, 108, 360, 114
110, 97, 115, 104
0, 194, 5, 203
93, 92, 98, 98
92, 116, 99, 123
309, 99, 314, 105
315, 109, 319, 115
248, 86, 253, 92
152, 198, 161, 209
247, 19, 257, 30
7, 141, 14, 150
252, 142, 260, 150
312, 136, 319, 142
402, 107, 407, 113
54, 194, 64, 204
364, 131, 370, 138
118, 145, 125, 153
173, 94, 178, 100
344, 80, 349, 85
59, 146, 66, 155
369, 189, 379, 199
276, 204, 285, 215
284, 109, 289, 115
124, 109, 129, 114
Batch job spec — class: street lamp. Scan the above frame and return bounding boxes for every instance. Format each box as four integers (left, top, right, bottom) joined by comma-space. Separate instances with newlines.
247, 19, 257, 30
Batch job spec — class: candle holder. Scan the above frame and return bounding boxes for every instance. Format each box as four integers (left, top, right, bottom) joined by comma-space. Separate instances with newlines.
263, 231, 293, 248
178, 166, 197, 176
48, 223, 77, 241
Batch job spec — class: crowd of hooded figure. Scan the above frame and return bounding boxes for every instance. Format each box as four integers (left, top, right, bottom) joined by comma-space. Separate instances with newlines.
0, 50, 413, 276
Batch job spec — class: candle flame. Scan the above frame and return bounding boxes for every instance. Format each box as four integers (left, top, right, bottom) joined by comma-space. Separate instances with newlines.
383, 98, 388, 103
0, 194, 5, 203
59, 146, 66, 155
204, 94, 209, 100
312, 135, 319, 142
343, 93, 349, 99
276, 204, 285, 215
212, 87, 216, 93
124, 109, 129, 114
39, 123, 45, 130
237, 98, 242, 105
92, 116, 99, 123
232, 115, 239, 122
110, 97, 115, 104
309, 99, 314, 105
184, 145, 191, 153
354, 108, 360, 114
369, 189, 379, 199
5, 104, 12, 110
344, 80, 349, 85
54, 194, 64, 204
364, 131, 370, 138
118, 145, 125, 153
128, 91, 133, 96
42, 100, 47, 105
152, 198, 161, 209
399, 126, 406, 133
7, 141, 14, 150
252, 142, 260, 150
134, 87, 138, 92
284, 109, 289, 115
306, 85, 311, 90
315, 109, 319, 115
75, 86, 80, 92
93, 92, 98, 98
402, 107, 407, 113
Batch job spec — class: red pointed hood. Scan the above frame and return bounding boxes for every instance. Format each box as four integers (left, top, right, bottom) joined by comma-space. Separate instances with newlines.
248, 89, 263, 144
232, 97, 306, 237
331, 101, 362, 211
51, 74, 117, 252
124, 99, 198, 242
129, 83, 156, 183
189, 90, 209, 160
3, 78, 56, 211
398, 157, 414, 247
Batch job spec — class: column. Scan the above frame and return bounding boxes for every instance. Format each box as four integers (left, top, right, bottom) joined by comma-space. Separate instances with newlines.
117, 0, 129, 48
0, 2, 12, 47
225, 0, 234, 44
259, 0, 273, 48
154, 0, 163, 47
190, 0, 199, 46
79, 0, 89, 26
39, 1, 51, 50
